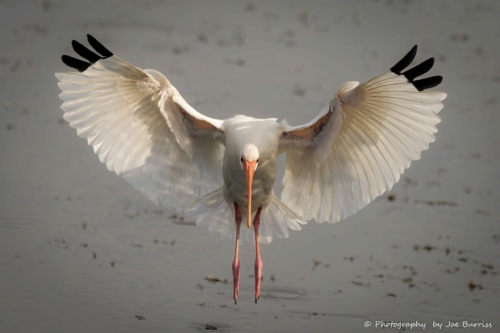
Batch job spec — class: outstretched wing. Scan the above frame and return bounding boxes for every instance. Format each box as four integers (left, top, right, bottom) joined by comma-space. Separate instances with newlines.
279, 45, 446, 223
56, 35, 226, 211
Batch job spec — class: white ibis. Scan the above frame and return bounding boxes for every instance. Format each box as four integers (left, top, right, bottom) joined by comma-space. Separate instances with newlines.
56, 35, 446, 303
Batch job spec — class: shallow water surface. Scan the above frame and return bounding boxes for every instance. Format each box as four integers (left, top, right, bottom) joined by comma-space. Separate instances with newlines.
1, 1, 499, 332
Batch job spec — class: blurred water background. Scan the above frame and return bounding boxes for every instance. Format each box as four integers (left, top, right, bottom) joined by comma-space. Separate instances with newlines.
0, 0, 499, 332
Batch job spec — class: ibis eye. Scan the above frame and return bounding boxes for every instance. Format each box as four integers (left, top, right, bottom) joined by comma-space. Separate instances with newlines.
240, 158, 244, 162
257, 159, 259, 163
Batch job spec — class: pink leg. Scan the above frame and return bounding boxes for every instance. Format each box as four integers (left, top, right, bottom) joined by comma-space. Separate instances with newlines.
232, 202, 242, 304
253, 207, 263, 303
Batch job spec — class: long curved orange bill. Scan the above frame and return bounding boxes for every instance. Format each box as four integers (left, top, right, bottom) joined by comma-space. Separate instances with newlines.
243, 159, 257, 228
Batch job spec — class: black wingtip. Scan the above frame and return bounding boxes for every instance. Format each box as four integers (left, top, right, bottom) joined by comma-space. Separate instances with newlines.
390, 45, 417, 75
390, 46, 443, 91
412, 76, 443, 92
61, 55, 90, 72
87, 34, 113, 58
72, 40, 101, 63
403, 57, 435, 82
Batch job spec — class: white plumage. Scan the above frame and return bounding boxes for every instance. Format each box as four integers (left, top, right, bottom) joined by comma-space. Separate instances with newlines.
56, 36, 446, 302
57, 37, 446, 243
281, 73, 446, 224
57, 56, 224, 213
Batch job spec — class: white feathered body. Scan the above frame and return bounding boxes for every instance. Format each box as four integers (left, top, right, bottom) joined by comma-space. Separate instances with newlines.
221, 115, 281, 217
185, 113, 305, 244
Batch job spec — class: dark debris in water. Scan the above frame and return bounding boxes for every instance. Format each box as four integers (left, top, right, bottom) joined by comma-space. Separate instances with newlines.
334, 230, 499, 303
247, 274, 263, 281
352, 280, 370, 287
402, 277, 413, 284
197, 33, 207, 43
479, 263, 498, 275
312, 259, 322, 270
445, 267, 460, 274
493, 234, 499, 243
131, 242, 143, 249
451, 32, 470, 42
421, 281, 441, 292
134, 315, 146, 321
404, 177, 418, 187
159, 238, 177, 245
468, 280, 484, 291
308, 312, 334, 317
172, 216, 196, 226
205, 276, 228, 284
413, 244, 437, 252
424, 244, 437, 252
476, 209, 490, 216
52, 238, 70, 249
292, 84, 305, 96
191, 322, 233, 332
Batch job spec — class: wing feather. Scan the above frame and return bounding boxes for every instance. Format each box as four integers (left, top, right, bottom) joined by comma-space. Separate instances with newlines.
279, 46, 446, 224
56, 36, 226, 212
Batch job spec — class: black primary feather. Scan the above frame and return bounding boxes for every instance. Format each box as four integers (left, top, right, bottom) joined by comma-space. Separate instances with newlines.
390, 45, 417, 75
87, 34, 113, 58
403, 57, 435, 82
72, 40, 101, 63
61, 55, 90, 72
412, 76, 443, 92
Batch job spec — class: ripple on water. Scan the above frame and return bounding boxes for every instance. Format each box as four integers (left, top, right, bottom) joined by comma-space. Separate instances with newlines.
260, 286, 307, 300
